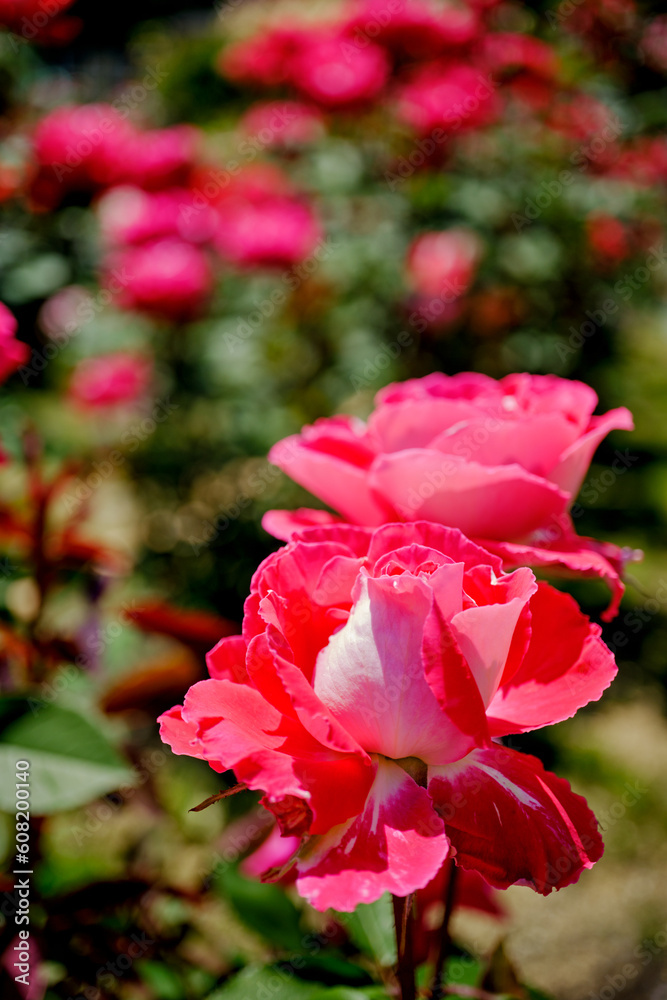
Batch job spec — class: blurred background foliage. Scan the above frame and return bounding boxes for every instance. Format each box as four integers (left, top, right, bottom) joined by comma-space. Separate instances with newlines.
1, 0, 667, 998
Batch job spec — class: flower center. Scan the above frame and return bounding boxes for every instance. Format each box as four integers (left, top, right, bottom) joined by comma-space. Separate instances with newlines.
392, 755, 428, 788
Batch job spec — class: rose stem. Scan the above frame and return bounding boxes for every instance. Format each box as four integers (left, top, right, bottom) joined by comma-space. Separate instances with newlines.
393, 893, 416, 1000
431, 858, 458, 1000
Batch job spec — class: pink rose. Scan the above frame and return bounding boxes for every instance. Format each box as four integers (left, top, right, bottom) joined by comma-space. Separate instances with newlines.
343, 0, 479, 59
33, 104, 133, 191
290, 32, 390, 108
240, 101, 325, 149
214, 196, 321, 269
0, 302, 29, 383
97, 186, 216, 247
68, 352, 152, 410
160, 522, 612, 910
219, 26, 310, 88
395, 62, 501, 136
266, 372, 636, 619
118, 125, 200, 191
104, 238, 214, 322
407, 229, 483, 300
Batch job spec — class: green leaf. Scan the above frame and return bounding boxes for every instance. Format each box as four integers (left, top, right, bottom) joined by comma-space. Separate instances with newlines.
206, 965, 321, 1000
206, 968, 387, 1000
293, 954, 373, 987
340, 894, 396, 967
218, 866, 304, 951
0, 704, 134, 814
136, 961, 183, 1000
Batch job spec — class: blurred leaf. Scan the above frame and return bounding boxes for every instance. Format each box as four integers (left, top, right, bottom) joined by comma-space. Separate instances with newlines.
339, 894, 396, 967
136, 960, 183, 999
218, 866, 304, 951
0, 703, 134, 814
206, 965, 324, 1000
207, 967, 387, 1000
293, 954, 374, 988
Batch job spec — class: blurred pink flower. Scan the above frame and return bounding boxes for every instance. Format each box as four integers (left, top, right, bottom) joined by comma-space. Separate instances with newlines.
0, 302, 29, 383
640, 15, 667, 72
0, 0, 79, 45
481, 33, 560, 110
118, 125, 200, 191
32, 104, 133, 195
395, 62, 500, 136
105, 238, 214, 322
240, 101, 325, 148
343, 0, 479, 59
68, 352, 152, 410
97, 186, 217, 246
407, 229, 483, 301
219, 26, 311, 87
291, 32, 390, 108
214, 196, 321, 269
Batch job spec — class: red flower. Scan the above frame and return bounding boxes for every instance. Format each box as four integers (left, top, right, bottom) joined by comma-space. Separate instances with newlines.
265, 373, 636, 619
160, 522, 612, 911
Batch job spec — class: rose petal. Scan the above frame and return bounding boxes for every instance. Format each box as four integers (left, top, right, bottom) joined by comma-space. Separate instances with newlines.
487, 583, 617, 736
428, 746, 603, 893
371, 450, 569, 540
296, 757, 449, 911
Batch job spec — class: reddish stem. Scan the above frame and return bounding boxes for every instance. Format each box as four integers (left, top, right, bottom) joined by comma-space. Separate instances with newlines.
393, 893, 416, 1000
430, 859, 458, 1000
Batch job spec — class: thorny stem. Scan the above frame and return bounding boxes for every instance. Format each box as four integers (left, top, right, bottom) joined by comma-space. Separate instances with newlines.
430, 859, 458, 1000
393, 893, 416, 1000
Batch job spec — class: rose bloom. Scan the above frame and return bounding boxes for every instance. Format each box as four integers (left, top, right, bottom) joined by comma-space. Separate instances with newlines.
640, 15, 667, 73
343, 0, 479, 59
407, 229, 483, 301
105, 238, 214, 322
214, 196, 321, 269
290, 32, 390, 108
219, 26, 311, 88
97, 186, 217, 247
266, 373, 635, 620
160, 522, 612, 911
240, 101, 325, 149
0, 302, 29, 383
68, 352, 152, 410
0, 0, 79, 43
119, 125, 200, 191
395, 62, 501, 136
586, 213, 631, 265
480, 33, 560, 110
32, 104, 133, 191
